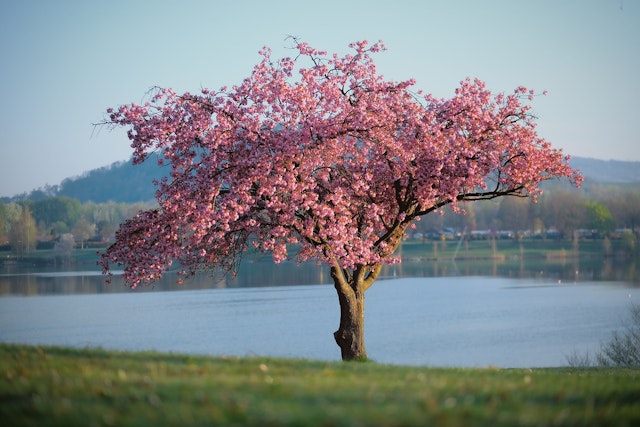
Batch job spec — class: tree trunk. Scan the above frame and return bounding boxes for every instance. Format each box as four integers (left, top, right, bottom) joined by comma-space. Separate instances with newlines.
331, 266, 367, 361
328, 227, 403, 361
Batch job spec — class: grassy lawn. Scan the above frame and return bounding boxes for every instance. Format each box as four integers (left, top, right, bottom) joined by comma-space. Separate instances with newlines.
1, 344, 639, 426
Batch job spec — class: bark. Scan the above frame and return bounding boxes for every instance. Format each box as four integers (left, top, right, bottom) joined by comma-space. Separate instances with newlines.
331, 265, 379, 361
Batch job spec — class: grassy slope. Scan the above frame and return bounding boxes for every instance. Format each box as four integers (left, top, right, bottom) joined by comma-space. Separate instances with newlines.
1, 344, 639, 427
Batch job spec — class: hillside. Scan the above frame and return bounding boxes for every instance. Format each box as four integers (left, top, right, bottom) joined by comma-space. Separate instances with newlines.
8, 156, 640, 203
570, 157, 640, 184
56, 158, 164, 203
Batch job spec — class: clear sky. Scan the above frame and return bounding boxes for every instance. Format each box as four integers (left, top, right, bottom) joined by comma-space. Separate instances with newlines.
1, 0, 638, 197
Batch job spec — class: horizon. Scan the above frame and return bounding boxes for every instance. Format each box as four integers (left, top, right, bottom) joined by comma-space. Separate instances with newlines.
1, 0, 639, 197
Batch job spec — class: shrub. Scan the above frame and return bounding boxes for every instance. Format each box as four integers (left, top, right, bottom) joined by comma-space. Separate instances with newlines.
596, 302, 640, 367
567, 302, 640, 368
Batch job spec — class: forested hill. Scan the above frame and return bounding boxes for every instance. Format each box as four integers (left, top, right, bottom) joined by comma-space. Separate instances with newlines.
55, 158, 164, 203
8, 156, 640, 203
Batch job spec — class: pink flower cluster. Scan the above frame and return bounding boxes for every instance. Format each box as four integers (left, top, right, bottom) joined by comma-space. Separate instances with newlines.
99, 40, 581, 288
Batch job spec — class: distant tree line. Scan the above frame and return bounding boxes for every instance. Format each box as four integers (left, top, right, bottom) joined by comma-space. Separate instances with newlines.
0, 196, 154, 256
403, 180, 639, 245
0, 182, 638, 256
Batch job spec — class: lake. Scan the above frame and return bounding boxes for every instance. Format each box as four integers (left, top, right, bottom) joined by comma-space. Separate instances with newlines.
0, 258, 638, 367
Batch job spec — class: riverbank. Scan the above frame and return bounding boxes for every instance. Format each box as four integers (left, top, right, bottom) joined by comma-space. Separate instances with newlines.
1, 343, 638, 426
400, 238, 635, 261
1, 238, 636, 269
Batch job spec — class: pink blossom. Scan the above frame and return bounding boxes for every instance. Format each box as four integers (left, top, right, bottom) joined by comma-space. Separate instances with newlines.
99, 40, 580, 289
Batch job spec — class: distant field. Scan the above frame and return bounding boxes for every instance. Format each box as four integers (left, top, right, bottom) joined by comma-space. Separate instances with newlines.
400, 237, 631, 260
1, 344, 639, 426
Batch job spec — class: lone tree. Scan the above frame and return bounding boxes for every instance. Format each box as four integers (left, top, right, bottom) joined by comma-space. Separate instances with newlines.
99, 40, 581, 361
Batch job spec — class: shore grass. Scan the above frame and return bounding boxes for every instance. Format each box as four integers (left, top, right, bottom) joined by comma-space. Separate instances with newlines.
400, 238, 630, 261
1, 344, 639, 426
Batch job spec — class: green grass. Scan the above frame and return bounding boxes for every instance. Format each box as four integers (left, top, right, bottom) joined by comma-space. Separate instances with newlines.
400, 238, 632, 261
2, 344, 639, 426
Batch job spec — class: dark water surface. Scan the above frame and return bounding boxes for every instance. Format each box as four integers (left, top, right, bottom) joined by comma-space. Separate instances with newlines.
1, 259, 637, 367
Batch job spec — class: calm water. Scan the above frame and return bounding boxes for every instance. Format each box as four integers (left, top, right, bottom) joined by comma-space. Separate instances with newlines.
0, 260, 637, 367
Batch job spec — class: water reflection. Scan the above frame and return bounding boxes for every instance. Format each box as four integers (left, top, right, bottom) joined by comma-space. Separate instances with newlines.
389, 255, 639, 284
0, 255, 637, 296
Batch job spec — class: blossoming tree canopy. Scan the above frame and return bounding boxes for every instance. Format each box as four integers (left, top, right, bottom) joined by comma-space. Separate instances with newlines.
99, 39, 581, 360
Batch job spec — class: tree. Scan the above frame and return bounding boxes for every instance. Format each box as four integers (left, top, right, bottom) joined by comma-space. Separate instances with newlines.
71, 217, 95, 249
54, 233, 75, 258
30, 196, 81, 234
544, 190, 585, 238
0, 200, 9, 245
0, 202, 21, 245
99, 40, 581, 361
9, 205, 37, 257
497, 197, 530, 232
95, 220, 115, 242
585, 201, 615, 235
606, 188, 640, 232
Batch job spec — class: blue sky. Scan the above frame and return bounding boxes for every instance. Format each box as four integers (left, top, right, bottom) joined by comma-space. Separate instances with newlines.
1, 0, 638, 197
